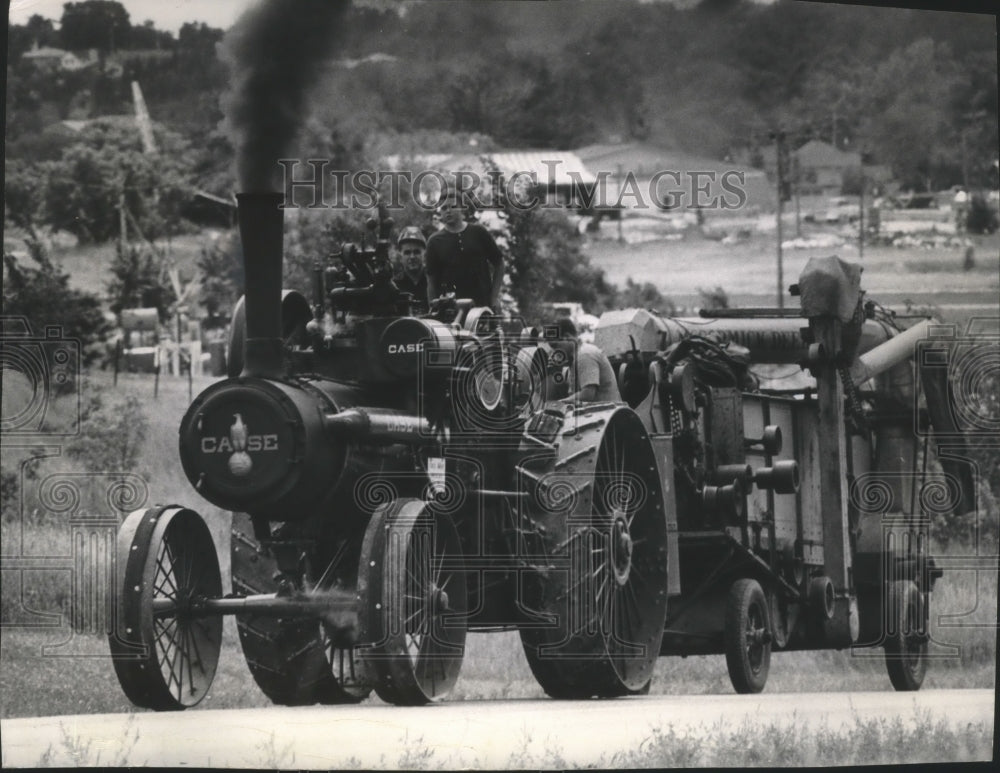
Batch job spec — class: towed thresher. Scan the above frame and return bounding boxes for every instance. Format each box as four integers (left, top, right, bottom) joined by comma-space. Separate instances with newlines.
107, 194, 967, 708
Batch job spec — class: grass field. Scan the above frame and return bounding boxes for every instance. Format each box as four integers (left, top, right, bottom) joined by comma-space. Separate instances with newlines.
586, 217, 1000, 312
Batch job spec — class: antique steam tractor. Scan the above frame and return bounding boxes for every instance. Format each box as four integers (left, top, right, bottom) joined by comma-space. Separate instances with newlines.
108, 194, 962, 708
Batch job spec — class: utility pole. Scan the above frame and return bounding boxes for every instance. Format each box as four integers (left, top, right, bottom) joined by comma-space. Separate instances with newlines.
616, 163, 624, 244
858, 153, 865, 260
793, 155, 801, 238
118, 176, 128, 259
772, 130, 786, 309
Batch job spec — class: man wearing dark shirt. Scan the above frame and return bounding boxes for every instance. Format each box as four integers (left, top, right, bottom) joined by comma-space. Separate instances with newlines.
425, 191, 504, 310
394, 226, 428, 313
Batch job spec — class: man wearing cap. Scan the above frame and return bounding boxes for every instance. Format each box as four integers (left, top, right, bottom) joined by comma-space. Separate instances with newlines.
394, 226, 429, 313
425, 190, 504, 311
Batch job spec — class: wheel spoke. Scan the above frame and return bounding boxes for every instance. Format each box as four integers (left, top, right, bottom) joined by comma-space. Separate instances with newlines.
163, 540, 181, 593
186, 621, 207, 676
155, 544, 179, 597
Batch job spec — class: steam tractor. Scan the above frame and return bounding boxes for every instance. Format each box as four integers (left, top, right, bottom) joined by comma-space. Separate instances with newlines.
108, 194, 962, 709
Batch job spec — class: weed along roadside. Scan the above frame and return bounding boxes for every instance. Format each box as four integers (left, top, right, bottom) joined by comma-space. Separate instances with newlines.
0, 692, 994, 767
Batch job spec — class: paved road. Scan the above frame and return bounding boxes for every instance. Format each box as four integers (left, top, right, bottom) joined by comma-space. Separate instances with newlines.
2, 689, 993, 768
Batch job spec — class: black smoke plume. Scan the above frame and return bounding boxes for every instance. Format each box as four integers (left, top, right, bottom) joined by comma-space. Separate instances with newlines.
219, 0, 350, 192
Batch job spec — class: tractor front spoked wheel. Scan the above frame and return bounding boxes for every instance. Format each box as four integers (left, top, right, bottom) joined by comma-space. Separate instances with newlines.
724, 578, 772, 694
359, 499, 467, 705
884, 580, 928, 691
231, 512, 372, 705
109, 506, 223, 710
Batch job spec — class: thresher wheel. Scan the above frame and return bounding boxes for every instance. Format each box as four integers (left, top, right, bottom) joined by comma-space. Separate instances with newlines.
724, 578, 772, 694
231, 513, 372, 705
884, 580, 928, 691
517, 406, 669, 698
358, 499, 467, 705
108, 506, 223, 710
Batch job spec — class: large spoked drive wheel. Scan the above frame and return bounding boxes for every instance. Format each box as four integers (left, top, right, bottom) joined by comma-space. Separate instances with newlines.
108, 506, 223, 710
358, 499, 467, 705
231, 513, 372, 705
518, 406, 669, 698
884, 580, 927, 691
724, 578, 772, 694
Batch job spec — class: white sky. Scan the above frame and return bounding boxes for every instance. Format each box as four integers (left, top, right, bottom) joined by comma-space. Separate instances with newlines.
8, 0, 257, 34
8, 0, 784, 36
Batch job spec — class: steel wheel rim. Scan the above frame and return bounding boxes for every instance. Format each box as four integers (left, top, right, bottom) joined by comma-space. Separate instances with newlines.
399, 519, 461, 697
313, 534, 372, 700
148, 512, 222, 707
362, 501, 467, 704
589, 410, 667, 687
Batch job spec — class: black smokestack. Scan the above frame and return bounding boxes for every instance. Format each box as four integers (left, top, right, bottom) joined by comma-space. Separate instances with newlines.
237, 192, 285, 377
220, 0, 350, 192
219, 0, 349, 376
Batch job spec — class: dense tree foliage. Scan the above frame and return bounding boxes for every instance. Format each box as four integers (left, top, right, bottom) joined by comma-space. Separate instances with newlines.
20, 119, 194, 243
7, 0, 997, 193
2, 241, 112, 364
59, 0, 132, 52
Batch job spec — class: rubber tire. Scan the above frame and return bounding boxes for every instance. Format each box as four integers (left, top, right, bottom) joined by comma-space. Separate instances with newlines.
884, 580, 928, 692
724, 578, 772, 694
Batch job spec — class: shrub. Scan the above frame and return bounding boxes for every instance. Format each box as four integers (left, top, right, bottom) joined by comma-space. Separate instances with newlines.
67, 389, 148, 472
965, 194, 998, 235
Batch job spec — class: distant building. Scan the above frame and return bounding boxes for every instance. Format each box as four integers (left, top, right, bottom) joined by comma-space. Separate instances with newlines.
381, 150, 598, 210
791, 140, 862, 197
756, 140, 892, 198
489, 151, 597, 209
576, 141, 774, 213
21, 42, 93, 72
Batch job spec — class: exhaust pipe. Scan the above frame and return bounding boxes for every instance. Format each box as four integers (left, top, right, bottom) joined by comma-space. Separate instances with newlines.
236, 192, 285, 378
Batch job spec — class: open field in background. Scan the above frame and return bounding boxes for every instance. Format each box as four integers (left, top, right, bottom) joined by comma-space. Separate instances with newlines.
585, 220, 1000, 318
1, 372, 996, 721
6, 214, 998, 325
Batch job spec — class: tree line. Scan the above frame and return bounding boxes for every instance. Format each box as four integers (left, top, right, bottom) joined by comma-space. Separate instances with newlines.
7, 0, 998, 193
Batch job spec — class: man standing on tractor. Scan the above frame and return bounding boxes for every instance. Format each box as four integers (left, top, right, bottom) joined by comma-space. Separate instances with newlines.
425, 188, 504, 311
394, 226, 429, 313
548, 317, 621, 404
